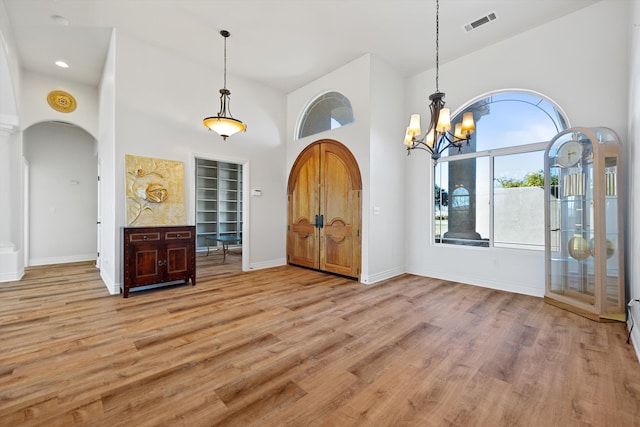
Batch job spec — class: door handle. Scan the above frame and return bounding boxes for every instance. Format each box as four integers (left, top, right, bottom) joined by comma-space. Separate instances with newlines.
315, 214, 319, 228
318, 214, 324, 229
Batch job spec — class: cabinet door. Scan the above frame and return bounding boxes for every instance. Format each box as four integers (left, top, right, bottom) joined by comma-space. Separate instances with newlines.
128, 243, 163, 286
164, 229, 193, 283
164, 243, 191, 281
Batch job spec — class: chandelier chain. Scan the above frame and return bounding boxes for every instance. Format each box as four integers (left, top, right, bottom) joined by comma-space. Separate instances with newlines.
435, 0, 439, 92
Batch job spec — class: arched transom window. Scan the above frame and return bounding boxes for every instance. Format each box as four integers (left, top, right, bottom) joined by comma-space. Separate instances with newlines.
297, 91, 354, 139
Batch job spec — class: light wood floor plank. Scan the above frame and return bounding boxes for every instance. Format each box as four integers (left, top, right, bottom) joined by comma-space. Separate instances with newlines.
1, 254, 639, 426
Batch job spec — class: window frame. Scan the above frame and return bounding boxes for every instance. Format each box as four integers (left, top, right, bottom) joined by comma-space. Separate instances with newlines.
432, 89, 569, 251
296, 91, 354, 140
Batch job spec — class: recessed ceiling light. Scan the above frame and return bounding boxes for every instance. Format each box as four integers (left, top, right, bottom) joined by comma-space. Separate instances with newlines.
55, 61, 69, 69
51, 15, 69, 26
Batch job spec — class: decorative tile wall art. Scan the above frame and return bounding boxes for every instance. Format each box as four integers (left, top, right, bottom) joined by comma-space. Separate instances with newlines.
125, 154, 186, 226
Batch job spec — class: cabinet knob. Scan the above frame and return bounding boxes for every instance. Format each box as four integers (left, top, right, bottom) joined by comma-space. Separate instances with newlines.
177, 234, 181, 238
143, 235, 148, 240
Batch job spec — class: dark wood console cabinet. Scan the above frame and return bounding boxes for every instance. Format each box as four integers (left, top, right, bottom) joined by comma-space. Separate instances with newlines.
122, 225, 196, 298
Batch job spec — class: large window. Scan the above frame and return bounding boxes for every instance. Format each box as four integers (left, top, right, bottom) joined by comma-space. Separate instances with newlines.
434, 91, 568, 249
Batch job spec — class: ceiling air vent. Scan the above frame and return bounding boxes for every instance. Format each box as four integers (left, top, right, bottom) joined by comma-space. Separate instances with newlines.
464, 12, 497, 32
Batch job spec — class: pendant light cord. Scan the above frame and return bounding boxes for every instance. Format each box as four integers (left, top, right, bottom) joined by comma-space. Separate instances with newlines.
223, 32, 228, 90
435, 0, 440, 93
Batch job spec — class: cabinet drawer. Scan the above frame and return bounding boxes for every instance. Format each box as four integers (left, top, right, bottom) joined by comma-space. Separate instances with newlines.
166, 231, 192, 240
129, 232, 161, 242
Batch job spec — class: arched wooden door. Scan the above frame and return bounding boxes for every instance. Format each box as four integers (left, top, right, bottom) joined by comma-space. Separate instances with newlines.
287, 140, 362, 279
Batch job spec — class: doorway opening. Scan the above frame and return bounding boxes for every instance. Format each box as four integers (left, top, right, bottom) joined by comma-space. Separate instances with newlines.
23, 121, 97, 266
194, 157, 245, 273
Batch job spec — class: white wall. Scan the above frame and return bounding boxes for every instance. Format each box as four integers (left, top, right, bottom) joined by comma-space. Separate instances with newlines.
367, 55, 406, 283
287, 55, 372, 280
0, 0, 21, 125
21, 70, 98, 138
97, 29, 116, 290
287, 55, 372, 175
286, 54, 407, 284
0, 0, 23, 281
15, 65, 100, 270
100, 30, 288, 292
628, 0, 640, 302
405, 1, 631, 297
627, 0, 640, 360
23, 122, 97, 265
1, 0, 636, 303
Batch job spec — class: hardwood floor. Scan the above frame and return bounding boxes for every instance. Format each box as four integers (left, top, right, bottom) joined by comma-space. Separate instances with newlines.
1, 253, 639, 426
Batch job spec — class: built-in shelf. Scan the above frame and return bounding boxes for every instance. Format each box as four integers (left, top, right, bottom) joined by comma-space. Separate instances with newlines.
195, 158, 243, 251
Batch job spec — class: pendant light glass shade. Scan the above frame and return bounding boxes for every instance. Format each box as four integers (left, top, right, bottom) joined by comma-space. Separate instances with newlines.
203, 116, 247, 139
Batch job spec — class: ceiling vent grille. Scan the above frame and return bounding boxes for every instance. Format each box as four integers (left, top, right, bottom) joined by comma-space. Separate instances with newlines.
464, 12, 497, 32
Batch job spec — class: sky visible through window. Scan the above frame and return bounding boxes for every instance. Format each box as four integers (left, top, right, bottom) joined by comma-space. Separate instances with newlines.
433, 91, 568, 248
438, 91, 567, 189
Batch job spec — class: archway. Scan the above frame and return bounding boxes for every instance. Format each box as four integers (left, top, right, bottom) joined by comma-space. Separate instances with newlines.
23, 121, 98, 266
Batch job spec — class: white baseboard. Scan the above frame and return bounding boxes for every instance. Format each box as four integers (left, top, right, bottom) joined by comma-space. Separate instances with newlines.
361, 266, 405, 285
0, 270, 24, 282
249, 258, 286, 271
0, 244, 24, 283
629, 300, 640, 363
29, 254, 96, 267
407, 269, 544, 298
100, 268, 120, 295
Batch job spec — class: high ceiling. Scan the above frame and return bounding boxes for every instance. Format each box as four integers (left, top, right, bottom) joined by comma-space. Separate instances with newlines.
2, 0, 600, 93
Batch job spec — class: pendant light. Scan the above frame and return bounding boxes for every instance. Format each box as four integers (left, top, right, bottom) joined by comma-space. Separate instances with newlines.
203, 30, 247, 140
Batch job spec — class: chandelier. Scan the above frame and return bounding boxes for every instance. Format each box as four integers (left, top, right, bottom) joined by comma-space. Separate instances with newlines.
403, 0, 475, 162
203, 30, 247, 140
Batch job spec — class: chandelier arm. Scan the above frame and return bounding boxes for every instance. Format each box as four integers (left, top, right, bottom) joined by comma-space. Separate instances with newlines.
437, 133, 463, 152
410, 131, 466, 159
411, 141, 434, 151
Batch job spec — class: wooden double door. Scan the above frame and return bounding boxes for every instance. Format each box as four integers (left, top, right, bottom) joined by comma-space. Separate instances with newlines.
287, 140, 362, 279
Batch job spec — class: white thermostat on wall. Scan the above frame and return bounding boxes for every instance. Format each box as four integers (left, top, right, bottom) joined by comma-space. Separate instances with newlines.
251, 189, 262, 196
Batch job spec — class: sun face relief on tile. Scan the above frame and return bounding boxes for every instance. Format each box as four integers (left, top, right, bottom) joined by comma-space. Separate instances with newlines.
125, 154, 186, 226
47, 90, 77, 113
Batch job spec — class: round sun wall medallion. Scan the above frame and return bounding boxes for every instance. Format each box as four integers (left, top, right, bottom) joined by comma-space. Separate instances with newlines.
47, 90, 77, 113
